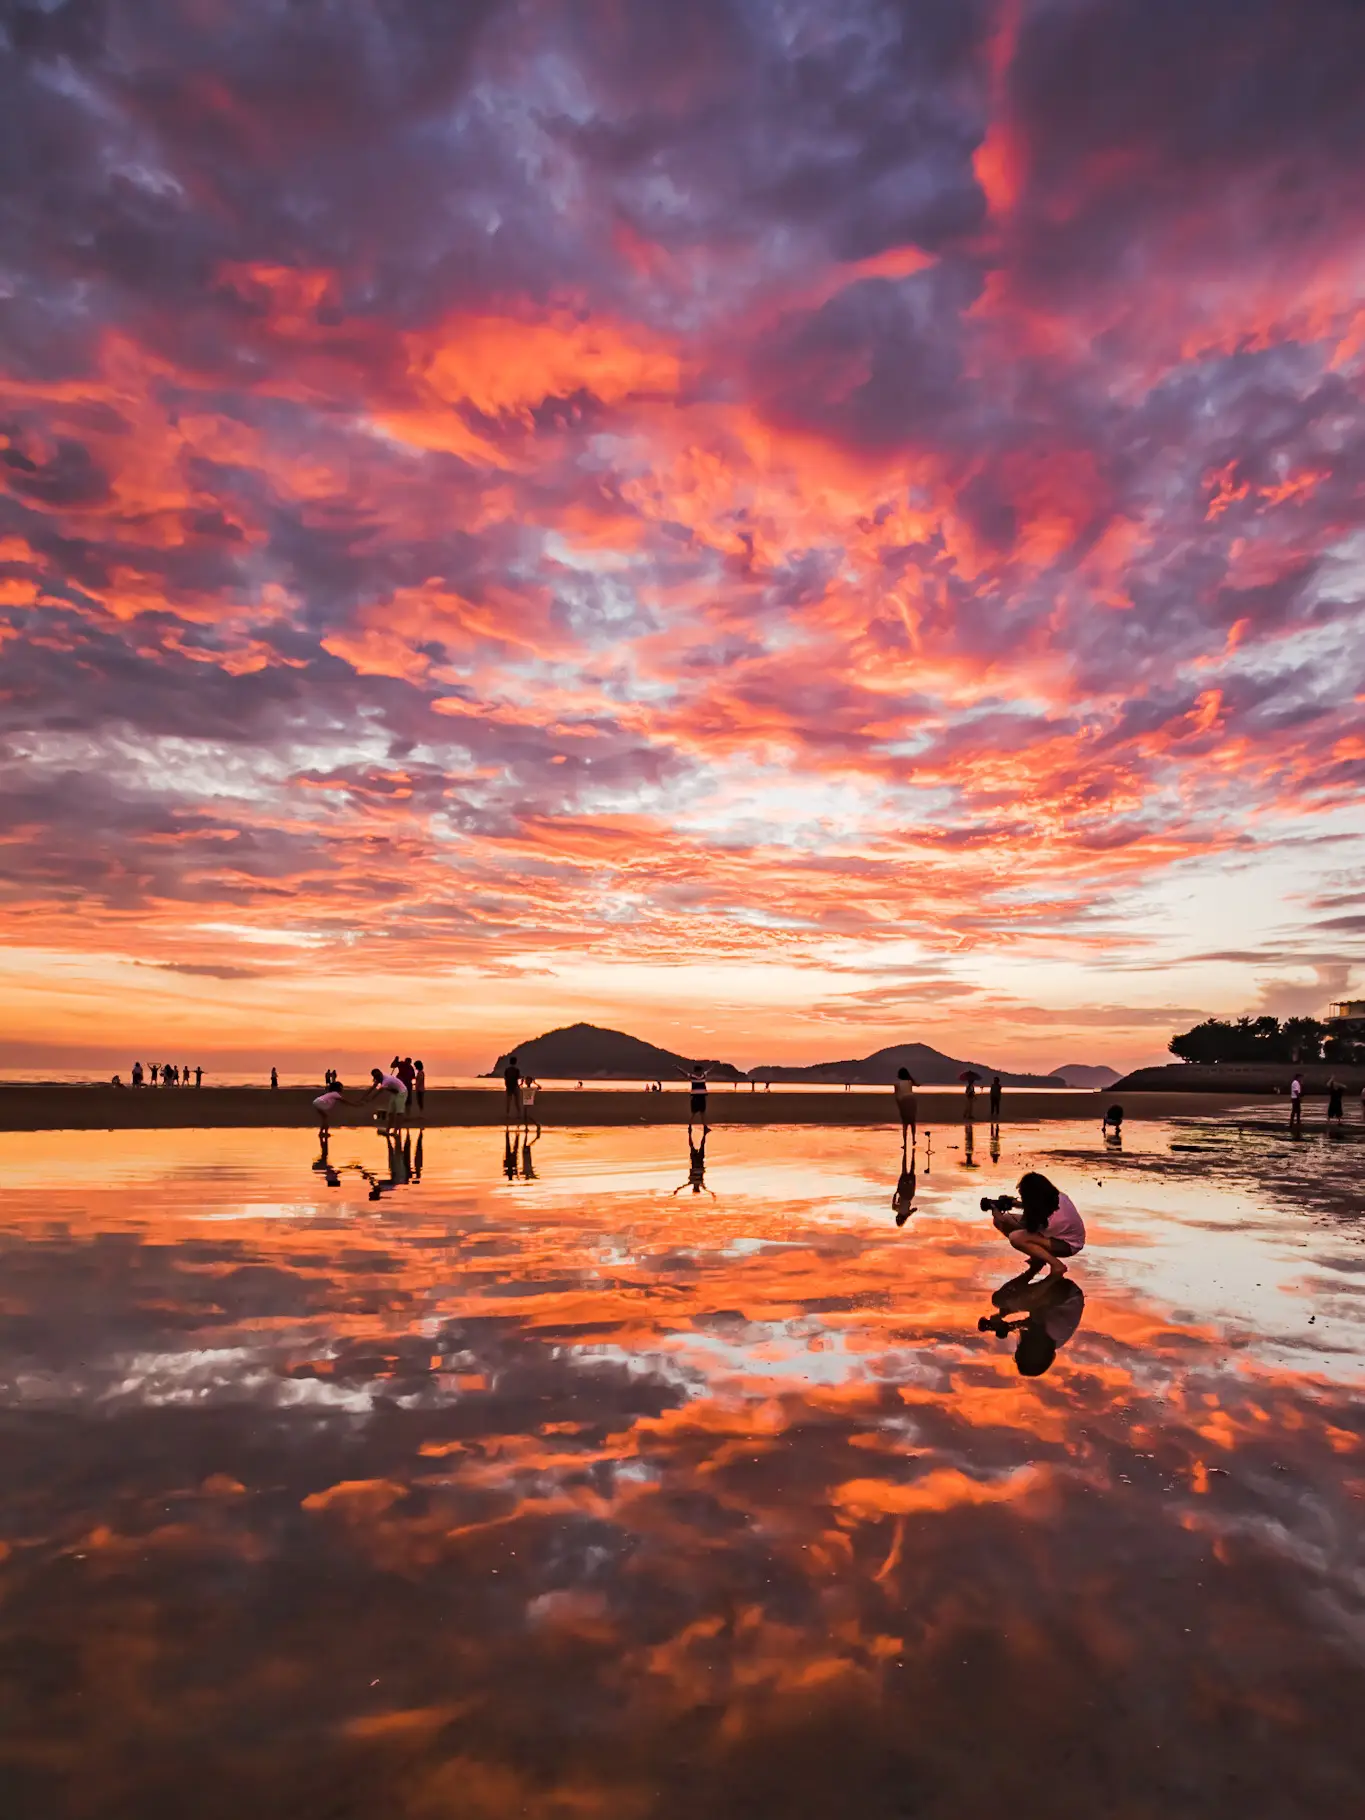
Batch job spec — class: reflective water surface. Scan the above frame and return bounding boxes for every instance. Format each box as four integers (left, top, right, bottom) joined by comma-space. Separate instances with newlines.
2, 1117, 1364, 1818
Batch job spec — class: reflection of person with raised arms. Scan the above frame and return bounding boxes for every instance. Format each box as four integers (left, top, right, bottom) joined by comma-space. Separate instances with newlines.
674, 1125, 714, 1197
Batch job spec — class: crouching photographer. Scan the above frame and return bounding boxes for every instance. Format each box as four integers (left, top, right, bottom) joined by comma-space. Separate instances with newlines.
981, 1171, 1085, 1279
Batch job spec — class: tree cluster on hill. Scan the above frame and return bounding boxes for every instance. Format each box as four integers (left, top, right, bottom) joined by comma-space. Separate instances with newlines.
1168, 1015, 1327, 1065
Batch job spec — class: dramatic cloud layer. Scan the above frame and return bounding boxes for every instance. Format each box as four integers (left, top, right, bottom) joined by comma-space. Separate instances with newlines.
3, 0, 1363, 1068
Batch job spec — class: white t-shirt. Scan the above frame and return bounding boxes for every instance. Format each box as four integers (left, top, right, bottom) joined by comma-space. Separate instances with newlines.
380, 1074, 406, 1095
893, 1078, 917, 1103
1291, 1078, 1302, 1099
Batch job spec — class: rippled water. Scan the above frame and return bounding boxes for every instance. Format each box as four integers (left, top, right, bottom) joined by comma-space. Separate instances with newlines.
2, 1117, 1364, 1818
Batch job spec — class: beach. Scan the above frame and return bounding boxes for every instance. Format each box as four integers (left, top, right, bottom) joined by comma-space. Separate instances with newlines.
0, 1083, 1299, 1131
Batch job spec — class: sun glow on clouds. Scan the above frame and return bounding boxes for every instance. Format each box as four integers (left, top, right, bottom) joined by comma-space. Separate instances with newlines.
2, 0, 1364, 1072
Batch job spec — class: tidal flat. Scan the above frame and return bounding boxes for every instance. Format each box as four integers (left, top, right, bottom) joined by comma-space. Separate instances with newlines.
1, 1117, 1363, 1819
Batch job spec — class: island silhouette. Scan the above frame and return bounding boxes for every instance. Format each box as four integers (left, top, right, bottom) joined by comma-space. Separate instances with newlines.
488, 1023, 1073, 1087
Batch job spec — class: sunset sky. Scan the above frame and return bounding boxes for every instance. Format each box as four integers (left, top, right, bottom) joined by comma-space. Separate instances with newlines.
3, 0, 1364, 1076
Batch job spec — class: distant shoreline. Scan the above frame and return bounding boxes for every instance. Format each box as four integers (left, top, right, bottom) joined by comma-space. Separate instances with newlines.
0, 1084, 1305, 1133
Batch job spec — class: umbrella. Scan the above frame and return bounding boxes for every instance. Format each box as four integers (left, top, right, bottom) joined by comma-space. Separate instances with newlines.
959, 1070, 981, 1085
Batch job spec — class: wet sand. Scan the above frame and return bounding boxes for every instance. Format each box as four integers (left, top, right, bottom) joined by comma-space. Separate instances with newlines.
1, 1118, 1363, 1819
0, 1082, 1287, 1131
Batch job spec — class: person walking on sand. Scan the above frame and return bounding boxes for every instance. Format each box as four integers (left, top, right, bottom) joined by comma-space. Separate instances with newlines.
983, 1172, 1085, 1280
989, 1075, 1002, 1122
1327, 1077, 1345, 1125
892, 1068, 918, 1144
270, 1067, 279, 1091
503, 1054, 523, 1122
1289, 1073, 1303, 1130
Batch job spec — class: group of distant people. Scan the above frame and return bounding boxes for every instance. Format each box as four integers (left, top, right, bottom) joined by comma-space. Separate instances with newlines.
1288, 1073, 1362, 1130
891, 1068, 1003, 1143
128, 1062, 201, 1088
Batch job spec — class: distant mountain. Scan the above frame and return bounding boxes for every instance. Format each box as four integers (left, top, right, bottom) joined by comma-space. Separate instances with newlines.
1052, 1063, 1121, 1089
487, 1023, 745, 1081
747, 1042, 1065, 1088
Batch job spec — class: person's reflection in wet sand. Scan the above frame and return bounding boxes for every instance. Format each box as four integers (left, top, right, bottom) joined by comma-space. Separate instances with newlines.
979, 1271, 1086, 1376
361, 1129, 411, 1201
989, 1123, 1001, 1164
503, 1128, 519, 1181
893, 1130, 917, 1227
963, 1119, 979, 1168
412, 1130, 424, 1182
310, 1128, 342, 1188
674, 1124, 715, 1197
520, 1130, 539, 1179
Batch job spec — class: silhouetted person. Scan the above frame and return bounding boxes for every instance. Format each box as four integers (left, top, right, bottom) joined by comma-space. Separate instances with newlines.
413, 1059, 426, 1115
1102, 1103, 1124, 1142
504, 1054, 522, 1121
674, 1125, 714, 1197
132, 1061, 144, 1087
150, 1063, 160, 1086
685, 1063, 711, 1123
979, 1273, 1085, 1376
270, 1067, 278, 1090
1289, 1074, 1303, 1130
397, 1056, 416, 1102
194, 1065, 202, 1088
892, 1068, 918, 1143
1327, 1078, 1345, 1124
503, 1129, 519, 1180
989, 1075, 1001, 1121
989, 1125, 1001, 1164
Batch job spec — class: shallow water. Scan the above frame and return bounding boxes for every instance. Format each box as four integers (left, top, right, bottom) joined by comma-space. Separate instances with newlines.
2, 1117, 1364, 1819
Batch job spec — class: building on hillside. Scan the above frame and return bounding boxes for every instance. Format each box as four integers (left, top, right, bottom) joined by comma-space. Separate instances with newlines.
1325, 1001, 1365, 1062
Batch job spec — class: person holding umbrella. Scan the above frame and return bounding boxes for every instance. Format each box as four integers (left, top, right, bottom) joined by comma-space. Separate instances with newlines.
960, 1069, 981, 1115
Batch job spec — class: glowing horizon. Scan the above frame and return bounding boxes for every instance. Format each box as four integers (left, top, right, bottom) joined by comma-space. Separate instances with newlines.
3, 1, 1363, 1076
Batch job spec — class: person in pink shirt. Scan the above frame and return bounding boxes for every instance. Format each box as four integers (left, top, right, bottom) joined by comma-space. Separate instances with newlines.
982, 1171, 1085, 1279
361, 1067, 408, 1130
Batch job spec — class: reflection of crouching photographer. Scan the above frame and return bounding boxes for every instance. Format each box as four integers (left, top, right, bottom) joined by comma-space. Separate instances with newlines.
981, 1172, 1085, 1279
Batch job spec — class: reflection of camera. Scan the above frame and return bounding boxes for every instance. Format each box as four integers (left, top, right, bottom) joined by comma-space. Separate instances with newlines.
981, 1194, 1019, 1215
